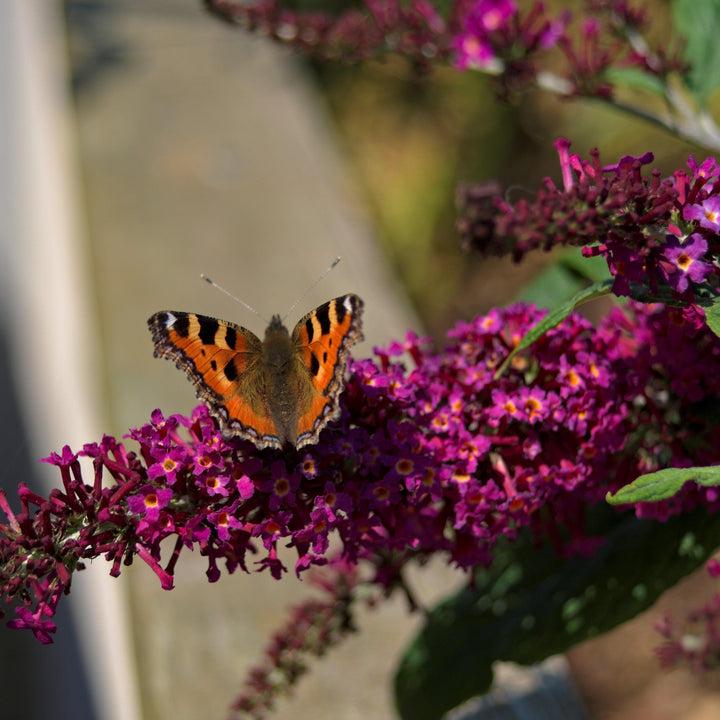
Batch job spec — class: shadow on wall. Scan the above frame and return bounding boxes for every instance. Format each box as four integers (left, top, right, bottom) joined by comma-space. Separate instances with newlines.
0, 328, 96, 720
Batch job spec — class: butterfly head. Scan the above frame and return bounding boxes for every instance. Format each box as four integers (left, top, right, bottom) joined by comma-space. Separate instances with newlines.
265, 314, 289, 339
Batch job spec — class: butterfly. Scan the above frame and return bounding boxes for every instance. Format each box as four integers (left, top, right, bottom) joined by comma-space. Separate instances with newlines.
148, 295, 364, 450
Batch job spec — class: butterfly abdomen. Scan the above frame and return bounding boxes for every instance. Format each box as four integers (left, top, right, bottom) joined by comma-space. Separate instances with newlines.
262, 323, 304, 447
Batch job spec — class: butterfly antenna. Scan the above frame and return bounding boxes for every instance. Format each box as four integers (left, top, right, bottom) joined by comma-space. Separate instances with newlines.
201, 274, 269, 323
282, 256, 341, 322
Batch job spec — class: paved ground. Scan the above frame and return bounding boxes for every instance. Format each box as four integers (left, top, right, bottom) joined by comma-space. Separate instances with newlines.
72, 3, 462, 719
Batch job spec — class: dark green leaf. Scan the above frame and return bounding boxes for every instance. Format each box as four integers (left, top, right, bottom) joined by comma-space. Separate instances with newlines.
608, 466, 720, 504
394, 509, 719, 720
558, 248, 612, 284
518, 250, 612, 309
698, 294, 720, 339
517, 263, 587, 308
627, 281, 686, 307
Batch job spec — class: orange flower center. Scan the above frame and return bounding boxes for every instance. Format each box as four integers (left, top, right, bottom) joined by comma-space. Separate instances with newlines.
565, 370, 580, 386
144, 493, 158, 508
395, 459, 414, 475
274, 478, 290, 496
676, 252, 692, 270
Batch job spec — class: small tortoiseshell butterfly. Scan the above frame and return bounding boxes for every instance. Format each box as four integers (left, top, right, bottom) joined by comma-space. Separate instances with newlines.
148, 295, 364, 450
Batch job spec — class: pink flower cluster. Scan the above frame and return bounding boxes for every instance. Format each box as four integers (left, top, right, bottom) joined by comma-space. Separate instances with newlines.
459, 140, 720, 307
453, 0, 517, 68
203, 0, 567, 80
204, 0, 454, 65
203, 1, 681, 100
452, 0, 568, 86
2, 300, 720, 643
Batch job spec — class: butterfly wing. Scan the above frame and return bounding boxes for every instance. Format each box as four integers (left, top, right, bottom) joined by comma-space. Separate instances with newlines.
148, 311, 283, 448
290, 294, 364, 448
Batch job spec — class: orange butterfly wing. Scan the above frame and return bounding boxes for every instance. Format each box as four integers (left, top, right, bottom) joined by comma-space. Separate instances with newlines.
148, 311, 281, 448
291, 295, 364, 448
149, 295, 363, 451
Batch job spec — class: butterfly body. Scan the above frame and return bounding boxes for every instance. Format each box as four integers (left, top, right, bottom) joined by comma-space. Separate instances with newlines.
259, 315, 311, 447
148, 295, 363, 450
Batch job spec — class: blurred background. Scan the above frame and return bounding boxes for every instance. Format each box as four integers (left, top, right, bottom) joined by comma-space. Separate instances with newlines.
2, 0, 719, 719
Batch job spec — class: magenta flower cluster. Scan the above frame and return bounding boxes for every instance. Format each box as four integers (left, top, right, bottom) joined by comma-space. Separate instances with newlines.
2, 298, 720, 644
453, 0, 519, 69
204, 0, 454, 65
451, 0, 567, 80
203, 0, 680, 101
203, 0, 567, 80
459, 140, 720, 305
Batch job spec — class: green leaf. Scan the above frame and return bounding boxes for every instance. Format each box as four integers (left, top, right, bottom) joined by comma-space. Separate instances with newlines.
607, 465, 720, 504
626, 281, 686, 307
496, 279, 613, 378
603, 67, 667, 97
558, 248, 612, 284
698, 293, 720, 339
517, 263, 587, 308
518, 250, 612, 309
673, 0, 720, 106
394, 509, 720, 720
